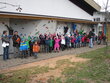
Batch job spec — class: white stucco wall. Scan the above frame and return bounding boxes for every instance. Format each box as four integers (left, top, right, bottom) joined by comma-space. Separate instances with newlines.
0, 0, 93, 20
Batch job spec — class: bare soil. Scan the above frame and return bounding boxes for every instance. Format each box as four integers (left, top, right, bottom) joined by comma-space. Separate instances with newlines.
0, 55, 89, 74
0, 55, 90, 83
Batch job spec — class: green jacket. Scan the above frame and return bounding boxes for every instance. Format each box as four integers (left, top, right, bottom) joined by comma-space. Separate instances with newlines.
26, 41, 30, 48
49, 39, 53, 47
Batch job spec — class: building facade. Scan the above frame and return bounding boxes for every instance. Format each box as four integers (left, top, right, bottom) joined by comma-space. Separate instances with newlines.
0, 0, 101, 54
93, 12, 110, 41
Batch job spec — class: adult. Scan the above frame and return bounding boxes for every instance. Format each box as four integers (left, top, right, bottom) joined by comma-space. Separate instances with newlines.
1, 30, 10, 60
39, 34, 45, 52
88, 29, 95, 48
65, 34, 71, 49
64, 26, 69, 35
61, 35, 66, 51
12, 31, 21, 58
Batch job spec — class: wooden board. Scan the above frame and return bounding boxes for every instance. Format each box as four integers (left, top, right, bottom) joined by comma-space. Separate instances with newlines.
0, 14, 98, 24
107, 24, 110, 41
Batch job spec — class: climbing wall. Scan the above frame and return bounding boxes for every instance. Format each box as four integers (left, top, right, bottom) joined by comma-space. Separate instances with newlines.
56, 21, 72, 35
10, 19, 57, 37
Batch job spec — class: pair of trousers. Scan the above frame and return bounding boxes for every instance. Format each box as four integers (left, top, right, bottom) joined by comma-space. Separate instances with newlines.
13, 47, 19, 58
77, 43, 80, 48
21, 50, 26, 58
40, 44, 45, 52
3, 46, 9, 60
61, 44, 65, 51
49, 47, 53, 52
33, 52, 38, 58
45, 45, 49, 53
89, 38, 93, 48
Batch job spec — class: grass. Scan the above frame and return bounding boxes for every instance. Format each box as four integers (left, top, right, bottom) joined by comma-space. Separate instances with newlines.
62, 46, 110, 83
47, 77, 62, 83
0, 66, 50, 83
0, 46, 110, 83
55, 59, 75, 68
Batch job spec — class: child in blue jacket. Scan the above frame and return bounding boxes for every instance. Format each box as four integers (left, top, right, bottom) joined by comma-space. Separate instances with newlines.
19, 40, 28, 58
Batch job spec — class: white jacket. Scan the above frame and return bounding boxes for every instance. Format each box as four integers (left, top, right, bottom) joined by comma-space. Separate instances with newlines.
61, 39, 65, 45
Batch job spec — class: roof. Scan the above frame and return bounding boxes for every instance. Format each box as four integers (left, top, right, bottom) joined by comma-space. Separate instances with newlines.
84, 0, 101, 11
70, 0, 101, 15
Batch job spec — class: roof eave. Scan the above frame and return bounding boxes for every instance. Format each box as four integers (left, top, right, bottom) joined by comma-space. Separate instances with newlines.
0, 11, 97, 24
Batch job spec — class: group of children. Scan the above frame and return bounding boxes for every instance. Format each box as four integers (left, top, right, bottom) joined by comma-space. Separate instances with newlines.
18, 33, 91, 58
18, 31, 106, 59
1, 29, 106, 60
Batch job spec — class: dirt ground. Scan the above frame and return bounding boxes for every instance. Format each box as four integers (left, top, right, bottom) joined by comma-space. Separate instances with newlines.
0, 55, 90, 83
0, 55, 89, 73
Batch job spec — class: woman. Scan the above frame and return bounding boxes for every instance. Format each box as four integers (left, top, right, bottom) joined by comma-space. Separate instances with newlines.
1, 30, 10, 60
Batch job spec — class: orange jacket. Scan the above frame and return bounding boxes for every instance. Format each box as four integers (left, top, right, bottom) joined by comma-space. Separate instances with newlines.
33, 44, 40, 52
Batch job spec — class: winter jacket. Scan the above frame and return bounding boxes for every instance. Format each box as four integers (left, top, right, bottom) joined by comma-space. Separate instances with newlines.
12, 35, 21, 47
45, 39, 50, 46
1, 35, 10, 43
33, 44, 40, 52
19, 42, 28, 51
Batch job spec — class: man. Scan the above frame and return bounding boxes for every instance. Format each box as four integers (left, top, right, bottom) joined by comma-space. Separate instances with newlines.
12, 31, 21, 58
88, 29, 95, 48
1, 30, 10, 60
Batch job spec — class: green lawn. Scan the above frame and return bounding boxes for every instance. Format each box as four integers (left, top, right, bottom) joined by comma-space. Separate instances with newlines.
62, 46, 110, 83
0, 46, 110, 83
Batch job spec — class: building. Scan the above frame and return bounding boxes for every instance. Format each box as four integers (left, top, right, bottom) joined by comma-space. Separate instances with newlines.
93, 12, 110, 41
0, 0, 101, 55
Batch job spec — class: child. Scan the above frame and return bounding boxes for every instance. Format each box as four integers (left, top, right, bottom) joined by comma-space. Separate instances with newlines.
54, 36, 60, 52
74, 35, 77, 48
61, 35, 65, 51
19, 40, 28, 58
65, 34, 71, 49
81, 35, 85, 47
45, 37, 50, 53
33, 41, 40, 58
49, 37, 54, 52
71, 35, 75, 48
76, 34, 81, 48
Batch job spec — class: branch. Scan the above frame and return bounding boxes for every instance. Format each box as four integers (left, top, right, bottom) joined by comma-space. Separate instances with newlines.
0, 2, 19, 7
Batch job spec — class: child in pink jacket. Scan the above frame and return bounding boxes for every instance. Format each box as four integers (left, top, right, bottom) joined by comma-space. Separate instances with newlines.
54, 36, 60, 52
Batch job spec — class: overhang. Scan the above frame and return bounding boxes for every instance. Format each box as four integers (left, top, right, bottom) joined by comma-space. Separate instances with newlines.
0, 11, 98, 24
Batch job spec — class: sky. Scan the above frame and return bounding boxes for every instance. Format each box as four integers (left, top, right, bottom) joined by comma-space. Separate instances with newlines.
94, 0, 110, 11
